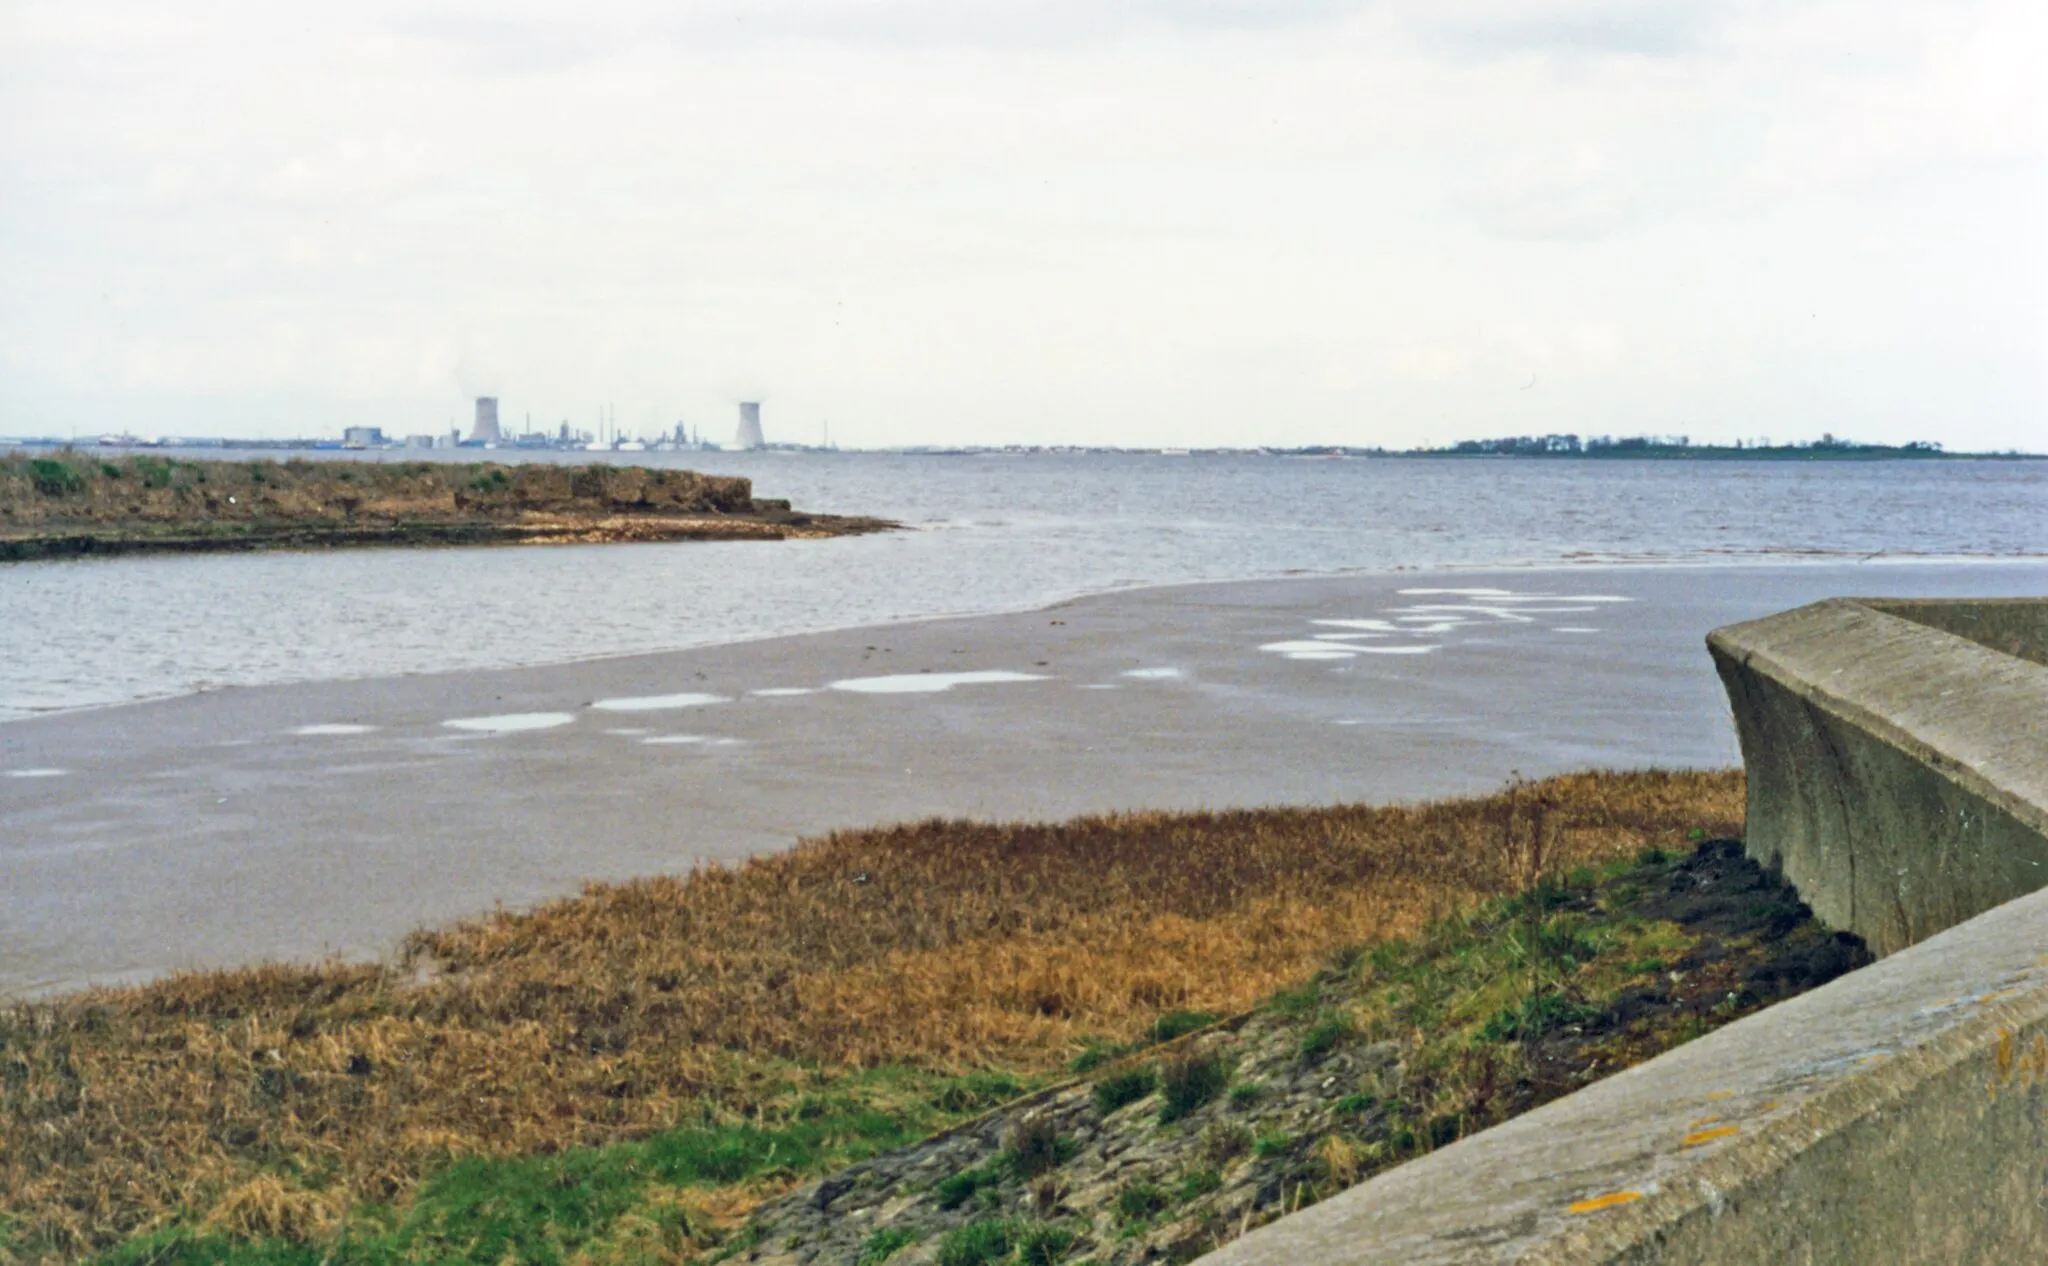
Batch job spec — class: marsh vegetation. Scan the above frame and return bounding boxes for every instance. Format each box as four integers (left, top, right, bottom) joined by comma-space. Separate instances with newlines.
1, 769, 1749, 1262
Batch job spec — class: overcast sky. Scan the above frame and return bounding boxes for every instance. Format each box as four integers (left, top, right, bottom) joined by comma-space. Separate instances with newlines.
1, 1, 2041, 449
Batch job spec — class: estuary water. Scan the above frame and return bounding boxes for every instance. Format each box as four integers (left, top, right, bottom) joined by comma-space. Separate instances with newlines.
2, 451, 2044, 722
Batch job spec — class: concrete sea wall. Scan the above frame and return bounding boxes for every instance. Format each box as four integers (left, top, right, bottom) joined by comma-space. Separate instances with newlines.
1708, 597, 2048, 956
1205, 596, 2048, 1263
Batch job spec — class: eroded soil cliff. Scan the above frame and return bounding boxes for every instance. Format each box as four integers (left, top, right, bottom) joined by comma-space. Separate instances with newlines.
0, 452, 893, 559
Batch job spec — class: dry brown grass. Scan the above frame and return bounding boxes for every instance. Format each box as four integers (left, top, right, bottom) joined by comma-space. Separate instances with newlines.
0, 768, 1741, 1258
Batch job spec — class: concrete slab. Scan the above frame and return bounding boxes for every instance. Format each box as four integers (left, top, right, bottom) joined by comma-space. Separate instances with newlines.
1207, 592, 2048, 1263
1709, 598, 2048, 955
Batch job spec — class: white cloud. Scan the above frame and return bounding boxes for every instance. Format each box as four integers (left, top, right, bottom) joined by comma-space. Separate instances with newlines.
1466, 143, 1645, 241
253, 137, 439, 204
0, 0, 2040, 448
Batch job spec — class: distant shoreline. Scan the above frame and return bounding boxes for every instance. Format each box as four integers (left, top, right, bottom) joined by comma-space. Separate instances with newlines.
4, 439, 2040, 461
0, 451, 896, 561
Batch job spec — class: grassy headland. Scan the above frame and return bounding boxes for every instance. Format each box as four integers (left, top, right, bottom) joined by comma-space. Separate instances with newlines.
0, 770, 1746, 1263
0, 453, 893, 560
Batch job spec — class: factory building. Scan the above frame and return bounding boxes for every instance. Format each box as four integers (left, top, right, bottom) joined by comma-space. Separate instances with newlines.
737, 401, 770, 450
470, 397, 502, 444
734, 402, 765, 450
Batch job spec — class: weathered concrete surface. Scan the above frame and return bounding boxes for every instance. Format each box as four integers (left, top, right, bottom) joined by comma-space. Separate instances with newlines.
1707, 598, 2048, 956
1200, 881, 2048, 1265
1863, 597, 2048, 666
1205, 594, 2048, 1263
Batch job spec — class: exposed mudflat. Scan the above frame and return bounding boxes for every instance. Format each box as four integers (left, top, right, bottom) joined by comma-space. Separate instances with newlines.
2, 561, 2036, 997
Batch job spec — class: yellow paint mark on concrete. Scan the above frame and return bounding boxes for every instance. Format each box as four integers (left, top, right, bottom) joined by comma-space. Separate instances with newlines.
1569, 1191, 1643, 1215
1758, 1101, 1780, 1112
1991, 1030, 2048, 1095
1705, 1090, 1735, 1101
1687, 1114, 1722, 1128
1682, 1125, 1741, 1148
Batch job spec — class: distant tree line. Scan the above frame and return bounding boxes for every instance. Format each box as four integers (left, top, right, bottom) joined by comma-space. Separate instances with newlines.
1433, 433, 1949, 457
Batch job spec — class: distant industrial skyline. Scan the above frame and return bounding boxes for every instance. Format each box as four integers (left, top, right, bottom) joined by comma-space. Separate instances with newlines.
1, 2, 2040, 451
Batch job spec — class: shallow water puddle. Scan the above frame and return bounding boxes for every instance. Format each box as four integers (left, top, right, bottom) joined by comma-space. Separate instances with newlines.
641, 734, 706, 745
1120, 667, 1183, 679
590, 692, 731, 712
4, 768, 68, 778
442, 712, 577, 734
1391, 603, 1545, 623
289, 723, 379, 736
750, 687, 819, 697
1398, 587, 1631, 603
1269, 586, 1634, 664
1396, 586, 1519, 597
828, 670, 1050, 695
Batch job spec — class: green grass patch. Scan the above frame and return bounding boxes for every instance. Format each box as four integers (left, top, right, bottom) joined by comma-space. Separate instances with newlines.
1002, 1117, 1078, 1180
1157, 1050, 1230, 1123
86, 1068, 1030, 1266
1091, 1066, 1158, 1116
1014, 1223, 1078, 1265
1149, 1010, 1220, 1044
934, 1218, 1075, 1266
935, 1163, 1003, 1211
932, 1071, 1025, 1114
1264, 981, 1323, 1017
1177, 1167, 1222, 1201
1297, 1011, 1356, 1061
859, 1226, 920, 1264
29, 457, 83, 495
1068, 1039, 1132, 1074
1114, 1182, 1170, 1225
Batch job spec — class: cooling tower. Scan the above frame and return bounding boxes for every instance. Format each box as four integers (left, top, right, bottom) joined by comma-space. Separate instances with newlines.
735, 402, 765, 450
470, 397, 502, 443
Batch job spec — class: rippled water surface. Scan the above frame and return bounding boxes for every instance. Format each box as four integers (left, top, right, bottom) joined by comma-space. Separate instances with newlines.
3, 451, 2043, 720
